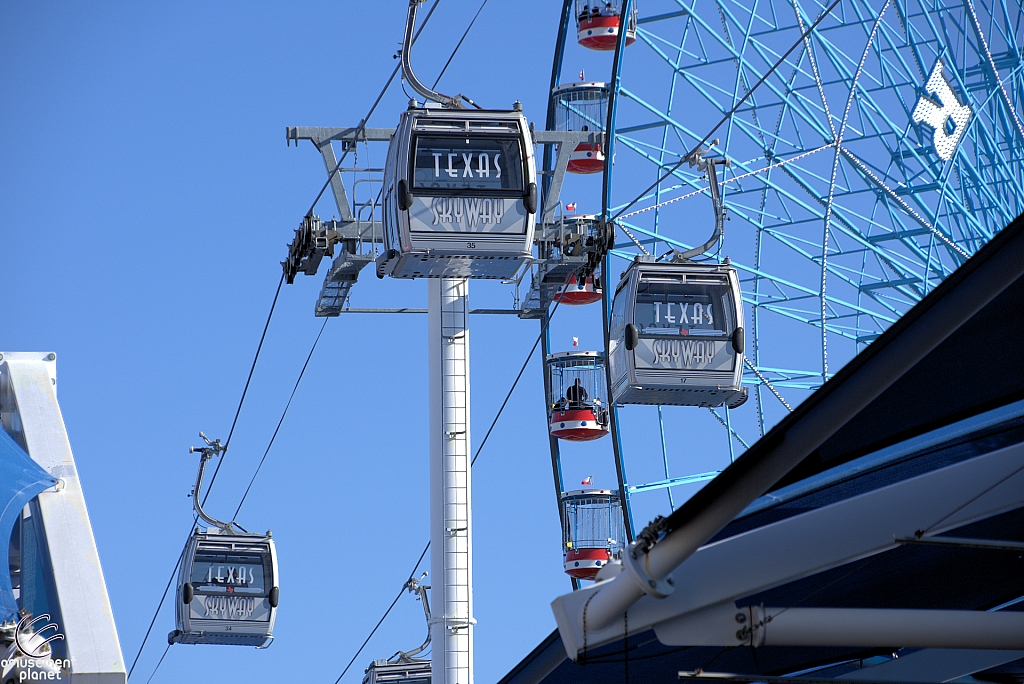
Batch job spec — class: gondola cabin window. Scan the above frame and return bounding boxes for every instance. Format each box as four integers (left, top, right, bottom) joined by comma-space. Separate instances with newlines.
188, 549, 272, 622
413, 137, 524, 193
409, 135, 528, 235
634, 278, 736, 371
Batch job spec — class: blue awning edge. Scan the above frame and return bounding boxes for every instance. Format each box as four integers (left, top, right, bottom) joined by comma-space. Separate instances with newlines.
0, 428, 58, 621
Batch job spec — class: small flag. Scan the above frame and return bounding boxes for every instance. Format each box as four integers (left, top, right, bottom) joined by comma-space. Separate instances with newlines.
572, 336, 579, 347
581, 476, 592, 485
579, 69, 585, 82
565, 202, 576, 212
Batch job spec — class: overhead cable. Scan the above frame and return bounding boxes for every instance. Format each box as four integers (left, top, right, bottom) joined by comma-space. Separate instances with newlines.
126, 273, 286, 680
233, 317, 329, 520
131, 5, 444, 677
331, 544, 431, 684
305, 0, 442, 217
431, 0, 490, 92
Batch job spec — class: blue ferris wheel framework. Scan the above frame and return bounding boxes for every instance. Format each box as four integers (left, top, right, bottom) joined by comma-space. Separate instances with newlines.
540, 0, 1024, 547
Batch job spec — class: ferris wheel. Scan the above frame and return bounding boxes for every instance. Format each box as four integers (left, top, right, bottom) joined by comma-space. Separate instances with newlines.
538, 0, 1024, 569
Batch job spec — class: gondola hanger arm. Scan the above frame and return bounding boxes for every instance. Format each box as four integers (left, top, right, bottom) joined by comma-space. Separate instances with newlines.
188, 432, 243, 534
401, 0, 465, 109
672, 141, 730, 262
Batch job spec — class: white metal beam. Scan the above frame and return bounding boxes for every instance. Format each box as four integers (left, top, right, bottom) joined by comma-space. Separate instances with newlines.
551, 440, 1024, 660
1, 352, 125, 683
429, 279, 475, 684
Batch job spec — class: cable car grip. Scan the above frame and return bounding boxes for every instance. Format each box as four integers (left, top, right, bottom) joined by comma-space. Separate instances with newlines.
188, 432, 242, 534
675, 143, 730, 261
401, 0, 465, 109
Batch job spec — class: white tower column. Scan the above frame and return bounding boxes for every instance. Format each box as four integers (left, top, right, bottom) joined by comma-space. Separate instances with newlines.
428, 278, 474, 684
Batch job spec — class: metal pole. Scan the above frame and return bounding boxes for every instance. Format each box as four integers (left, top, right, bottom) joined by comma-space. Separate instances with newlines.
429, 278, 474, 684
657, 406, 675, 511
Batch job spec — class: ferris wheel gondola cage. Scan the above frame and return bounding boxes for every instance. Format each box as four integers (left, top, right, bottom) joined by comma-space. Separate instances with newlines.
574, 0, 637, 51
552, 82, 610, 175
561, 489, 626, 580
546, 350, 611, 441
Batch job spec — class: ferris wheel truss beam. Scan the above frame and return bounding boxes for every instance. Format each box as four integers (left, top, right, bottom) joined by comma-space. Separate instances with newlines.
600, 0, 640, 543
706, 406, 751, 452
611, 217, 914, 336
630, 29, 839, 149
625, 470, 721, 495
611, 130, 959, 312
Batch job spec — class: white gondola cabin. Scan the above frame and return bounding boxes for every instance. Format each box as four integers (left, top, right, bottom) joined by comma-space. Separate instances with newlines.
377, 105, 537, 279
547, 350, 610, 441
552, 83, 609, 174
575, 0, 637, 50
561, 489, 625, 580
609, 258, 748, 408
170, 529, 279, 647
169, 433, 279, 647
363, 660, 431, 684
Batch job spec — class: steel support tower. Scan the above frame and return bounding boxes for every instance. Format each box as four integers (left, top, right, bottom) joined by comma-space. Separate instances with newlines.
428, 278, 474, 684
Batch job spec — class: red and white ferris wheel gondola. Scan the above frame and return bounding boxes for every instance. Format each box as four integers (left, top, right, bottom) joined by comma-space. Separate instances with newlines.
564, 547, 612, 579
567, 142, 605, 174
549, 407, 610, 441
574, 0, 638, 51
554, 274, 603, 305
576, 14, 637, 51
560, 489, 625, 580
552, 82, 610, 175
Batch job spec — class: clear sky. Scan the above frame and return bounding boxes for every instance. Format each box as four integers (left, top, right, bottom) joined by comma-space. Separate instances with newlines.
0, 1, 924, 683
0, 3, 616, 682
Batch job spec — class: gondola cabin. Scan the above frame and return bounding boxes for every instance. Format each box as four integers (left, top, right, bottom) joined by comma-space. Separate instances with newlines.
169, 529, 278, 647
547, 351, 610, 441
561, 489, 625, 580
363, 659, 431, 684
575, 0, 638, 50
554, 274, 602, 305
378, 105, 537, 279
552, 83, 609, 174
609, 258, 748, 408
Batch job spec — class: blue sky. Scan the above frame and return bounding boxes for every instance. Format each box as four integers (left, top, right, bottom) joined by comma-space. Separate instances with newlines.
0, 3, 612, 682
